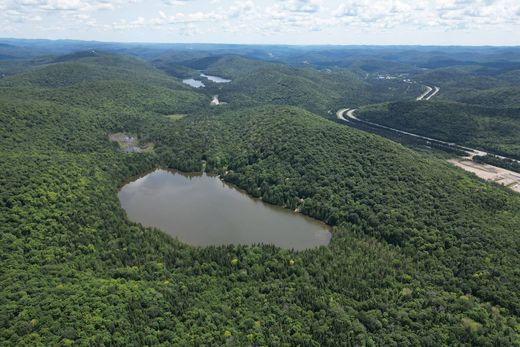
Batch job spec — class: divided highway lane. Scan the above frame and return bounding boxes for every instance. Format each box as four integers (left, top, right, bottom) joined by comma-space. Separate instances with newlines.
337, 108, 469, 151
425, 86, 440, 100
336, 108, 519, 163
416, 86, 433, 101
416, 85, 440, 101
336, 91, 520, 193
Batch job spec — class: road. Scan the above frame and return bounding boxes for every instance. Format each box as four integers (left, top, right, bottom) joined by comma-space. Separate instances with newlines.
416, 86, 433, 101
416, 85, 440, 101
425, 86, 440, 100
336, 108, 519, 162
336, 87, 520, 193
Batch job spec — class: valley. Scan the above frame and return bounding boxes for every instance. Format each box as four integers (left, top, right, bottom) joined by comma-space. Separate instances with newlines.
1, 40, 520, 346
336, 107, 520, 192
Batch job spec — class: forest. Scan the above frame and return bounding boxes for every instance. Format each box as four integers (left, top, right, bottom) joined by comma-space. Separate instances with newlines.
473, 155, 520, 173
1, 42, 520, 346
358, 101, 520, 159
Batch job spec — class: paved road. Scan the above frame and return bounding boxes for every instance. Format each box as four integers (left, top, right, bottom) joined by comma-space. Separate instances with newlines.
416, 85, 440, 101
425, 86, 440, 100
416, 86, 433, 101
336, 108, 520, 161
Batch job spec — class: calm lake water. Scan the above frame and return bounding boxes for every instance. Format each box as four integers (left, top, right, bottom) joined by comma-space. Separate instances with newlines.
200, 73, 231, 83
118, 169, 331, 250
182, 79, 205, 88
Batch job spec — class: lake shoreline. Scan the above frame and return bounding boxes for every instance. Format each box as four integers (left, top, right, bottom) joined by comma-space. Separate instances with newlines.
118, 167, 332, 250
119, 166, 330, 227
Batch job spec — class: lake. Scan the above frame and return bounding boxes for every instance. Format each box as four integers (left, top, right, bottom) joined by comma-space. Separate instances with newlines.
118, 169, 331, 250
182, 78, 205, 88
200, 73, 231, 83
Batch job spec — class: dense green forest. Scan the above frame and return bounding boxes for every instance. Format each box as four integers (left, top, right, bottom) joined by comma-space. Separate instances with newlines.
1, 47, 520, 345
414, 66, 520, 108
358, 101, 520, 159
153, 55, 423, 116
474, 155, 520, 174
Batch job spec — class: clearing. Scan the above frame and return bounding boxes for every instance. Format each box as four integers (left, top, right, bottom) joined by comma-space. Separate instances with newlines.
448, 159, 520, 193
109, 133, 153, 153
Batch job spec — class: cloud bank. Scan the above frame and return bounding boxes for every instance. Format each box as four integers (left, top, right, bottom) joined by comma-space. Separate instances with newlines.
0, 0, 519, 44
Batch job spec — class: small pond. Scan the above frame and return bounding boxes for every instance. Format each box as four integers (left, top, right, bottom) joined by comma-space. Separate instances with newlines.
182, 78, 205, 88
200, 73, 231, 83
118, 169, 331, 250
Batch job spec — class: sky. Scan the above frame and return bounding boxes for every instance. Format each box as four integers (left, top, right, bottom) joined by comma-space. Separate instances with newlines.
1, 0, 520, 45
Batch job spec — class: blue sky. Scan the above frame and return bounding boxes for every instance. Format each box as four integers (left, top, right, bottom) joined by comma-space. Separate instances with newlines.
1, 0, 520, 45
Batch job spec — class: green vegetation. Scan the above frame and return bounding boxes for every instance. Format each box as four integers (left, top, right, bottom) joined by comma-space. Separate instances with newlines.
1, 48, 520, 345
474, 155, 520, 173
358, 101, 520, 159
157, 55, 423, 116
448, 87, 520, 108
165, 114, 186, 121
412, 65, 520, 108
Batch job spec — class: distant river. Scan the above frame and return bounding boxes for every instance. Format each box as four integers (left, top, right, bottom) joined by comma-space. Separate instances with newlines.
118, 169, 331, 250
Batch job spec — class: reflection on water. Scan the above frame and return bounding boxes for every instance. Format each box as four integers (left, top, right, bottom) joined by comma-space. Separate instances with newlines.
118, 169, 331, 250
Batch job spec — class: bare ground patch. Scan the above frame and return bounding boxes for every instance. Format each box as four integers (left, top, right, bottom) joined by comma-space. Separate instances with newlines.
448, 159, 520, 193
109, 133, 153, 153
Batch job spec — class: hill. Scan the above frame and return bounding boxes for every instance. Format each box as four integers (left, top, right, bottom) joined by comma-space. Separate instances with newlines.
1, 55, 520, 345
0, 53, 206, 115
159, 55, 423, 116
412, 65, 520, 108
358, 101, 520, 159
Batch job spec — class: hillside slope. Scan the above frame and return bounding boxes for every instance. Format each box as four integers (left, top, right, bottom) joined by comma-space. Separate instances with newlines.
158, 55, 422, 116
358, 101, 520, 159
1, 56, 520, 345
0, 53, 206, 115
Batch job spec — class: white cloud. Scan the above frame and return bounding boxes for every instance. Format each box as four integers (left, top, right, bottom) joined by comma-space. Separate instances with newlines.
228, 0, 255, 19
9, 0, 119, 12
112, 16, 146, 30
162, 0, 191, 5
331, 0, 520, 30
282, 0, 321, 14
1, 0, 520, 43
153, 10, 223, 25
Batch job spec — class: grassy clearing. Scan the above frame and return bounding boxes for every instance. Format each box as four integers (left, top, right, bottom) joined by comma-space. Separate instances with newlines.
165, 114, 186, 121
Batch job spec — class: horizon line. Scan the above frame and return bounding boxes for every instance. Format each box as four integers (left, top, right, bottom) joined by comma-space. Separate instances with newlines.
1, 37, 520, 48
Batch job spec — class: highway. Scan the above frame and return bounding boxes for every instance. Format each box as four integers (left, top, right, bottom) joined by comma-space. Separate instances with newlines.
416, 85, 440, 101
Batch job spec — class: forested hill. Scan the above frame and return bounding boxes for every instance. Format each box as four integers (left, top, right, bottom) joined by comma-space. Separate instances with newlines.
358, 101, 520, 159
0, 53, 206, 116
1, 52, 520, 345
154, 54, 423, 116
155, 54, 371, 115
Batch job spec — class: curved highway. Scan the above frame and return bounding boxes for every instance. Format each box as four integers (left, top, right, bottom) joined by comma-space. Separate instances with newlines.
416, 86, 433, 101
425, 86, 440, 100
416, 85, 440, 101
336, 80, 520, 164
336, 108, 520, 163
